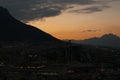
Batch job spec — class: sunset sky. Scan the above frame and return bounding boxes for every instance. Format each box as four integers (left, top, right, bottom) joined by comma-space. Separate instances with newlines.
0, 0, 120, 40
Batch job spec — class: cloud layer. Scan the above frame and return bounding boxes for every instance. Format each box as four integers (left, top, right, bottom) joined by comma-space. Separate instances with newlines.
70, 5, 110, 13
0, 0, 119, 21
82, 29, 100, 33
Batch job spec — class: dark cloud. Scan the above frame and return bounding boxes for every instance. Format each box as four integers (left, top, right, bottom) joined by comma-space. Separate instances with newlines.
70, 5, 110, 13
0, 0, 119, 21
82, 29, 100, 32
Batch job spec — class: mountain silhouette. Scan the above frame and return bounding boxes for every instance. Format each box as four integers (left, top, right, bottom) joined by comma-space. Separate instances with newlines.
72, 33, 120, 48
0, 6, 59, 43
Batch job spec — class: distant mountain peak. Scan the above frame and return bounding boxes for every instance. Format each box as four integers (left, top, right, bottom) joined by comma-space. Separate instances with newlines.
100, 33, 120, 40
101, 33, 117, 37
72, 33, 120, 48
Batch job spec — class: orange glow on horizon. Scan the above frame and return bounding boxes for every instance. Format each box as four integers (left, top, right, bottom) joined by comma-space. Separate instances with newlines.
27, 19, 120, 40
27, 2, 120, 40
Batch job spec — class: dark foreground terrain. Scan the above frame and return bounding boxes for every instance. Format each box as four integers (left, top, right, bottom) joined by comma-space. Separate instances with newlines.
0, 42, 120, 80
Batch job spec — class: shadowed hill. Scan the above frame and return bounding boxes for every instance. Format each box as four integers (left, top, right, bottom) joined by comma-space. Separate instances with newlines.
0, 6, 59, 42
0, 7, 65, 65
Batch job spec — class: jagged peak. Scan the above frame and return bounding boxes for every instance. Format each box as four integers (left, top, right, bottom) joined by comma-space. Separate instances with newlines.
0, 6, 10, 15
0, 6, 15, 23
100, 33, 120, 39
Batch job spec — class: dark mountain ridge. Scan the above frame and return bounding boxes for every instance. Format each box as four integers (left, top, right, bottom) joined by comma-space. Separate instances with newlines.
72, 33, 120, 48
0, 7, 65, 66
0, 6, 59, 43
